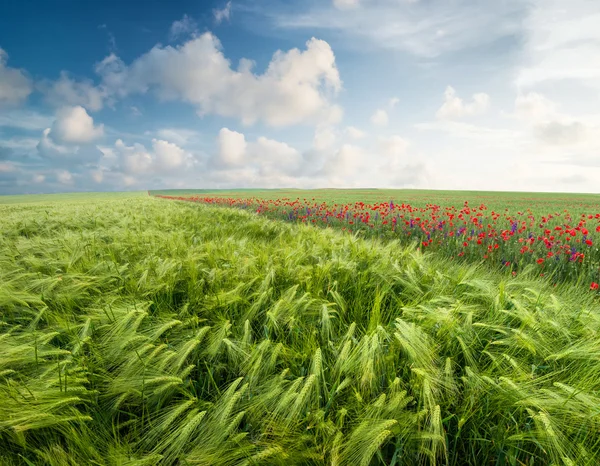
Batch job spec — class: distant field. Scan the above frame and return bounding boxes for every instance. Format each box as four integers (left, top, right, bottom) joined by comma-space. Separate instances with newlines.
0, 191, 146, 205
2, 194, 600, 465
150, 188, 600, 211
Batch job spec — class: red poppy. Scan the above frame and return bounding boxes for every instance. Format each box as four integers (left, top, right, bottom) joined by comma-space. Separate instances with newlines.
591, 282, 599, 291
586, 239, 593, 246
537, 258, 544, 264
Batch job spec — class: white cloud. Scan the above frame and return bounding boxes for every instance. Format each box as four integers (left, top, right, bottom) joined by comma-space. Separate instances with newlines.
436, 86, 490, 120
370, 109, 388, 126
252, 136, 302, 175
32, 174, 45, 183
0, 48, 33, 107
516, 0, 600, 90
333, 0, 360, 10
511, 93, 593, 147
130, 106, 142, 116
320, 138, 427, 188
169, 14, 198, 41
50, 106, 104, 144
214, 2, 232, 24
388, 97, 400, 108
156, 128, 199, 146
274, 0, 525, 58
313, 126, 336, 151
345, 126, 366, 139
379, 135, 409, 157
38, 128, 75, 157
113, 140, 152, 174
41, 72, 106, 111
95, 33, 342, 127
37, 127, 104, 166
214, 128, 303, 181
217, 128, 246, 167
514, 92, 557, 121
152, 139, 187, 170
323, 143, 366, 180
112, 138, 193, 175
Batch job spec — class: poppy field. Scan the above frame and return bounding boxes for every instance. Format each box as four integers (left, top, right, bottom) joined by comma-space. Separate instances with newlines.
153, 190, 600, 290
1, 191, 600, 465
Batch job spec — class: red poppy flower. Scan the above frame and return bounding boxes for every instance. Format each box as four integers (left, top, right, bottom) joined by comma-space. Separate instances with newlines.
537, 258, 544, 264
591, 282, 599, 291
586, 239, 593, 246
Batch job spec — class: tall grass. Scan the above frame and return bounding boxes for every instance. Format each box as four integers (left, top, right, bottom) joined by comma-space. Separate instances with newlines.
0, 196, 599, 465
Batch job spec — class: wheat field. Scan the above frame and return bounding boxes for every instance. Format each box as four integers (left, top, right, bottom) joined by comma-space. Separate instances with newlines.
1, 194, 599, 465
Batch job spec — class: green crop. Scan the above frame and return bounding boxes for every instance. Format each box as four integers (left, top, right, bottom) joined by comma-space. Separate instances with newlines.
0, 193, 599, 465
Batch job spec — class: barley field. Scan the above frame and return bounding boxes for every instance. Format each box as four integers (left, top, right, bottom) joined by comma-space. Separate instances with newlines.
1, 192, 600, 465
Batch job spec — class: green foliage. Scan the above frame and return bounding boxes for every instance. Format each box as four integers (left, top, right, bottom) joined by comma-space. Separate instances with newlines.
0, 195, 599, 464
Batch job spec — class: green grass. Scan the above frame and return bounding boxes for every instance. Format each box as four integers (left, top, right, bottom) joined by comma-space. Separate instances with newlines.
1, 194, 600, 465
0, 191, 146, 205
150, 188, 600, 211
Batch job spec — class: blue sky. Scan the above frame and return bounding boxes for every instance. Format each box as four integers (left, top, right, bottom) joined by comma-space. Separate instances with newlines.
1, 0, 600, 194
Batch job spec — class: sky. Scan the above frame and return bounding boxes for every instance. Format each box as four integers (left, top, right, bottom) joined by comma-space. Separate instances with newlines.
1, 0, 600, 194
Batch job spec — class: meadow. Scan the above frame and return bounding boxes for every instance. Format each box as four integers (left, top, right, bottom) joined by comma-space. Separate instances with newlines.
1, 191, 600, 465
153, 189, 600, 288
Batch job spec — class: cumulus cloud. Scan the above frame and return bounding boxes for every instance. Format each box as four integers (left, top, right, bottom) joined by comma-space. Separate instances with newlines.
41, 72, 106, 111
37, 127, 104, 166
217, 128, 246, 167
436, 86, 490, 120
252, 136, 302, 176
214, 2, 232, 24
0, 48, 33, 107
169, 14, 197, 41
50, 106, 104, 144
215, 127, 301, 176
370, 109, 388, 126
95, 33, 342, 127
323, 144, 366, 180
111, 138, 194, 175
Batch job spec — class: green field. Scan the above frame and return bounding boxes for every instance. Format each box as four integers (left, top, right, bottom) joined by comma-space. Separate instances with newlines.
150, 188, 600, 211
1, 192, 600, 465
